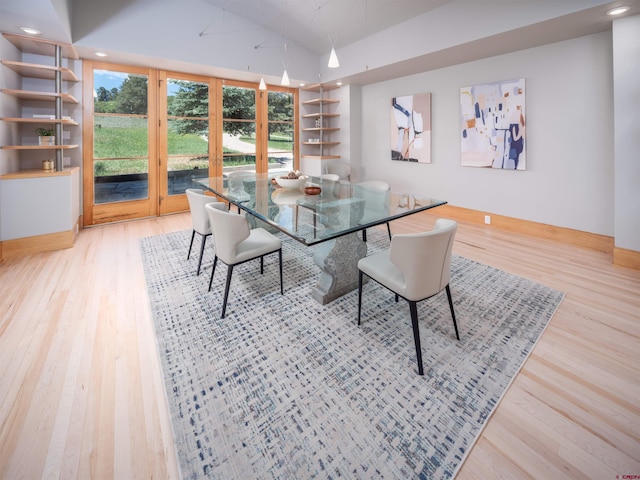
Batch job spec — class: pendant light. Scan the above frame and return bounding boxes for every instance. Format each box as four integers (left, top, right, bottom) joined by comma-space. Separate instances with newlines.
328, 47, 340, 68
281, 32, 291, 86
281, 69, 290, 86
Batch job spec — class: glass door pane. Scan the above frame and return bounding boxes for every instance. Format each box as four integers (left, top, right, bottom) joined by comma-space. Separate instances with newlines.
222, 85, 256, 174
166, 78, 209, 196
93, 71, 150, 204
267, 90, 294, 174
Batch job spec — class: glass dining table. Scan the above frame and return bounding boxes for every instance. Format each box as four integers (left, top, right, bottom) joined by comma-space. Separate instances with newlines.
194, 172, 446, 305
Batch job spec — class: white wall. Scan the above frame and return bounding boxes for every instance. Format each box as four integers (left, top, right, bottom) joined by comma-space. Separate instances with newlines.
0, 34, 20, 175
612, 15, 640, 252
356, 31, 615, 236
321, 0, 614, 83
0, 171, 78, 240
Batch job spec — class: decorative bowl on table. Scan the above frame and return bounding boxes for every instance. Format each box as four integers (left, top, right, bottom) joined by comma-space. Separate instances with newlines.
304, 186, 321, 195
275, 175, 307, 189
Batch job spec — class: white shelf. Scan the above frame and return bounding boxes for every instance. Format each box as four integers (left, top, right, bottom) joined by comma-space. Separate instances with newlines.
300, 84, 340, 161
1, 60, 79, 82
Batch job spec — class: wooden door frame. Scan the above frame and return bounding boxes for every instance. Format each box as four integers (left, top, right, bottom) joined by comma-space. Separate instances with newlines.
158, 71, 217, 215
219, 79, 299, 175
82, 61, 159, 226
82, 64, 298, 226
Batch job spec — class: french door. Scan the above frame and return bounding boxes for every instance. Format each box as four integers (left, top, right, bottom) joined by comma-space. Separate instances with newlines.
158, 72, 216, 214
83, 62, 159, 225
83, 62, 297, 225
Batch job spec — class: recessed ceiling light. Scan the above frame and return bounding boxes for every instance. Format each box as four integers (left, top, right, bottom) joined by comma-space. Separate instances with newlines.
20, 27, 41, 35
336, 82, 343, 86
607, 6, 630, 15
95, 52, 108, 57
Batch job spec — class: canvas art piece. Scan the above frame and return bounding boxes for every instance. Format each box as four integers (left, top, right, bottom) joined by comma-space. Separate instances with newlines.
391, 93, 431, 163
460, 78, 526, 170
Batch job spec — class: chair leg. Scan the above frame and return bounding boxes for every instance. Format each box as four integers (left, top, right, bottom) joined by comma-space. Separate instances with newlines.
196, 234, 207, 276
362, 229, 368, 242
187, 230, 196, 260
208, 256, 218, 292
278, 249, 283, 295
260, 256, 264, 274
357, 270, 364, 325
386, 222, 392, 240
409, 301, 424, 375
221, 265, 234, 318
446, 284, 460, 341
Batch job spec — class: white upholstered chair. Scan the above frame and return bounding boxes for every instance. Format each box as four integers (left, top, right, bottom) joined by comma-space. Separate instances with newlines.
205, 203, 283, 318
357, 218, 460, 375
319, 173, 340, 196
319, 173, 340, 182
355, 180, 392, 241
186, 188, 223, 275
324, 162, 350, 182
225, 170, 255, 213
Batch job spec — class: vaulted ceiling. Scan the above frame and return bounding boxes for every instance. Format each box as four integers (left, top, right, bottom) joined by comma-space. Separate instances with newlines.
0, 0, 637, 86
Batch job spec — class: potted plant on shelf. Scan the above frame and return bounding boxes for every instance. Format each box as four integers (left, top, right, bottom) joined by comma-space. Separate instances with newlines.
35, 127, 55, 146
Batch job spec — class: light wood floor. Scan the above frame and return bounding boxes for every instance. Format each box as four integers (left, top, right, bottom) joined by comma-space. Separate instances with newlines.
1, 211, 638, 479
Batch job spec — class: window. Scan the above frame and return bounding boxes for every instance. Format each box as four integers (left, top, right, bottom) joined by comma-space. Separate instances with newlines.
165, 78, 210, 195
267, 90, 295, 172
93, 70, 150, 204
222, 84, 257, 173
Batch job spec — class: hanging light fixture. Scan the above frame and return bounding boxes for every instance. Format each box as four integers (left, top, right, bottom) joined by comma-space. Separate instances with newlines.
281, 32, 291, 86
328, 46, 340, 68
281, 69, 290, 86
259, 77, 267, 90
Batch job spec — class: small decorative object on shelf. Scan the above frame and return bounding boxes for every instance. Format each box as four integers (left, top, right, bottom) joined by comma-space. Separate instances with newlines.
36, 127, 55, 146
41, 159, 54, 170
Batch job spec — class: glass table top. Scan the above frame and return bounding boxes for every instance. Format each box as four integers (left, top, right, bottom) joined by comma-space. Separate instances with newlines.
194, 173, 446, 246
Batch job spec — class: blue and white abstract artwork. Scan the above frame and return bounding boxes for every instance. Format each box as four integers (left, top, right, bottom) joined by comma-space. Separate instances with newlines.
460, 78, 526, 170
391, 92, 431, 163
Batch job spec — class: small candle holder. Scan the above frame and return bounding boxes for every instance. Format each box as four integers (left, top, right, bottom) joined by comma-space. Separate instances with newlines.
42, 159, 55, 171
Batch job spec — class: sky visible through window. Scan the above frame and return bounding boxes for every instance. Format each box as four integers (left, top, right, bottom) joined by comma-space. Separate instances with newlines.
94, 70, 179, 94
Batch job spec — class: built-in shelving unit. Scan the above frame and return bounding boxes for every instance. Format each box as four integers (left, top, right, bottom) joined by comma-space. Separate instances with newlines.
0, 32, 81, 258
300, 84, 341, 160
0, 32, 79, 162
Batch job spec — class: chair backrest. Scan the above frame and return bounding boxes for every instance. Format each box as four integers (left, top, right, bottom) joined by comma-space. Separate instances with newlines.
354, 180, 390, 214
320, 173, 340, 182
389, 219, 457, 300
325, 162, 350, 181
205, 203, 250, 264
186, 188, 215, 235
356, 180, 390, 192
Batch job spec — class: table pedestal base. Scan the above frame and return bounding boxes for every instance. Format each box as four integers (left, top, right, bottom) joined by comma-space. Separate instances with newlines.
311, 232, 367, 305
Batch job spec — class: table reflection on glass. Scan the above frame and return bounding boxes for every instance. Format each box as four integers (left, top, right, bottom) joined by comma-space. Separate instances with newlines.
194, 173, 446, 304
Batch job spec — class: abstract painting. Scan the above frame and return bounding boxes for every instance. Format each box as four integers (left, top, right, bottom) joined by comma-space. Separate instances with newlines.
460, 78, 526, 170
391, 92, 431, 163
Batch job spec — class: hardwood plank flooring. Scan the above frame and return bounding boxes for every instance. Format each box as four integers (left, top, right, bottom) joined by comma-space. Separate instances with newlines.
0, 211, 638, 479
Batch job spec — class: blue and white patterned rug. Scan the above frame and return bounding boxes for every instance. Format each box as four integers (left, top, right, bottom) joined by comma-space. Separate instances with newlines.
140, 229, 564, 479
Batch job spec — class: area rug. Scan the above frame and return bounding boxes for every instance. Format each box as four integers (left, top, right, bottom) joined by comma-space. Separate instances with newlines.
139, 228, 564, 479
